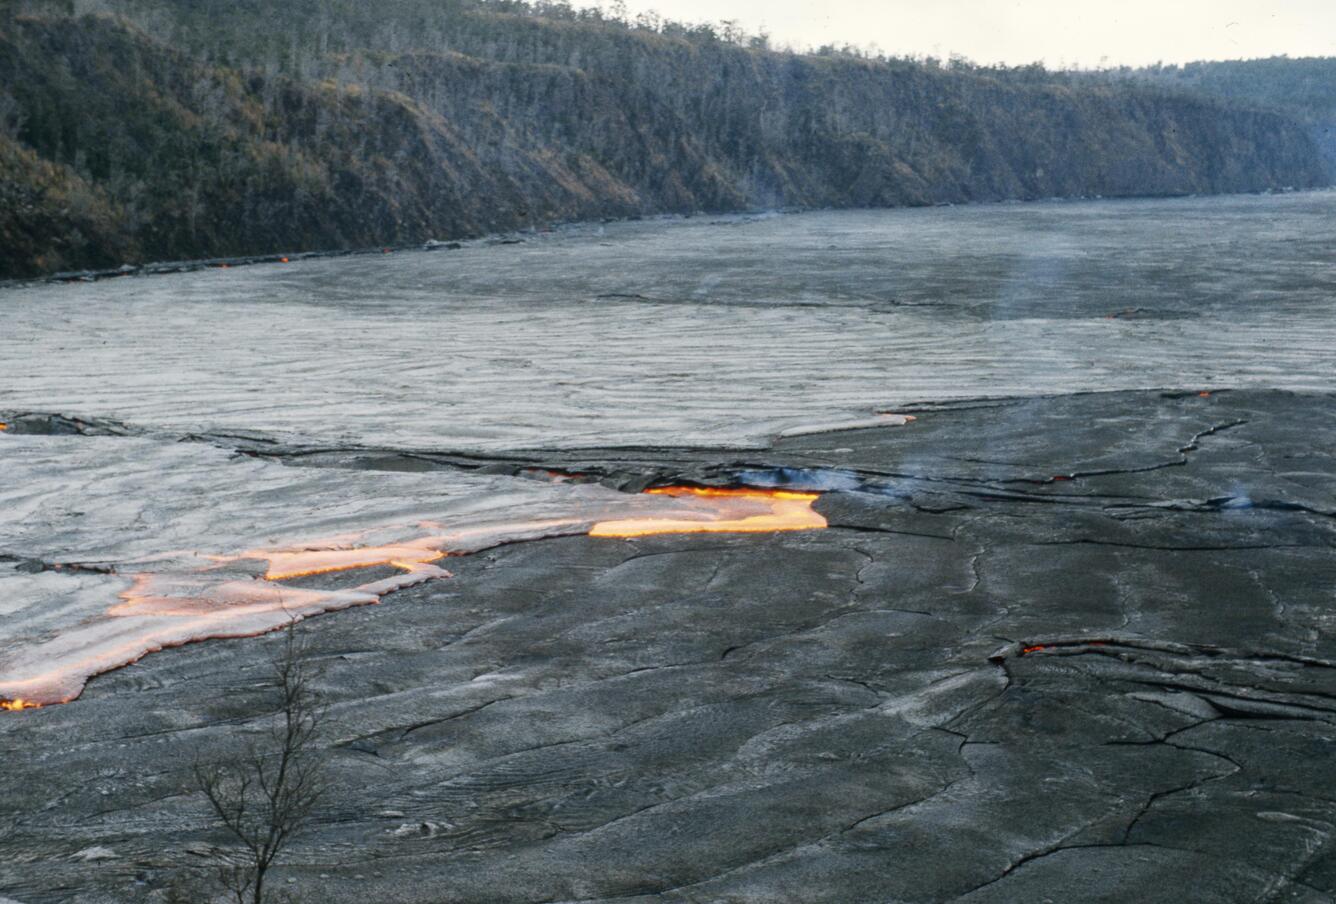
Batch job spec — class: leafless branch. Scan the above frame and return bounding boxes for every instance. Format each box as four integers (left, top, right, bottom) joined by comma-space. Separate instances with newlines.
193, 622, 328, 904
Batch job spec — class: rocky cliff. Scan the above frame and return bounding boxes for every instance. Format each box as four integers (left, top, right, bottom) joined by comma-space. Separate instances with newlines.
1124, 57, 1336, 180
0, 2, 1328, 278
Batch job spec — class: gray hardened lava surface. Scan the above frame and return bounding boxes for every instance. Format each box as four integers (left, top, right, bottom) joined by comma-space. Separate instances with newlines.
3, 389, 1336, 903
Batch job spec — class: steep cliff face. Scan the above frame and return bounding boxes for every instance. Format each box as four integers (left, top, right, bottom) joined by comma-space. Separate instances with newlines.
1124, 58, 1336, 180
0, 134, 131, 277
0, 4, 1328, 278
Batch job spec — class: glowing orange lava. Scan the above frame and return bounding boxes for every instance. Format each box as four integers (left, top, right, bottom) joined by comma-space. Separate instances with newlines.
589, 486, 827, 538
254, 545, 446, 580
3, 485, 830, 711
645, 487, 817, 501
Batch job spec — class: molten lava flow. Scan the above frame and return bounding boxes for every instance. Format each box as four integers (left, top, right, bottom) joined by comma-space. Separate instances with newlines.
253, 544, 446, 580
589, 486, 827, 538
1, 562, 453, 708
644, 487, 813, 500
1, 484, 832, 711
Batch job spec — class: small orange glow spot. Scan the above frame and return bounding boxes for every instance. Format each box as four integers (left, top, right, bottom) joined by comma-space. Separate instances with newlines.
279, 257, 290, 264
1021, 645, 1050, 655
590, 486, 827, 538
1052, 476, 1072, 482
1, 698, 40, 712
1199, 391, 1213, 398
0, 422, 8, 431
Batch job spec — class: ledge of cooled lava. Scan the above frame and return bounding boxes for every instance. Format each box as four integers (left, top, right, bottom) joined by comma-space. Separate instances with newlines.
3, 388, 1336, 903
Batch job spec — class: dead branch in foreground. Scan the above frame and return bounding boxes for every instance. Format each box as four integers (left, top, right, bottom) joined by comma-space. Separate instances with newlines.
194, 623, 328, 904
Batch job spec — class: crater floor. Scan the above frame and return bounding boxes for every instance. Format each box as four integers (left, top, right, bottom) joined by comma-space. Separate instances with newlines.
4, 388, 1336, 903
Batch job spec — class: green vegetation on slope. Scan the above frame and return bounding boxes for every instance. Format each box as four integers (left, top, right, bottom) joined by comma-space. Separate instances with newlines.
1123, 58, 1336, 177
0, 0, 1329, 278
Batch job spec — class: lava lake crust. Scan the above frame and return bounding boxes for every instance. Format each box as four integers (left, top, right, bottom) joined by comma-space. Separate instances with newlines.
3, 389, 1336, 902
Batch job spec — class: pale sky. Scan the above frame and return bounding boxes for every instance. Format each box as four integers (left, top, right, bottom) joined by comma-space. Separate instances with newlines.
574, 0, 1336, 67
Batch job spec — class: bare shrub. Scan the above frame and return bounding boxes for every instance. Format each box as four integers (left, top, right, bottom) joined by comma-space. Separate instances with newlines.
194, 624, 329, 904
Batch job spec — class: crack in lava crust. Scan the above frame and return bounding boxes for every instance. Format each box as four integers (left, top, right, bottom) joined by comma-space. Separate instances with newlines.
0, 486, 825, 710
